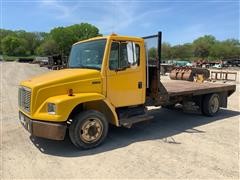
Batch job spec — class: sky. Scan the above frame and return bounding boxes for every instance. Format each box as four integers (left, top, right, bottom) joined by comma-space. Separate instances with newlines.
1, 0, 239, 45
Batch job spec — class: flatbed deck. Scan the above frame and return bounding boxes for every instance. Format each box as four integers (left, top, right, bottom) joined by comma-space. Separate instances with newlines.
162, 80, 236, 97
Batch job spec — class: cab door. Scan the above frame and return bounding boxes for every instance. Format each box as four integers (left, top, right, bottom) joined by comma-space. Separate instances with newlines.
106, 40, 144, 107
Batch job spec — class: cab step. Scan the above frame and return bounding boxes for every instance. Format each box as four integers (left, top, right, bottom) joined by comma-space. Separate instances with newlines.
120, 114, 154, 128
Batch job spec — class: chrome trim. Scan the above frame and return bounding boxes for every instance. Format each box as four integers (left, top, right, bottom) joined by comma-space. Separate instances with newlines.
18, 86, 31, 113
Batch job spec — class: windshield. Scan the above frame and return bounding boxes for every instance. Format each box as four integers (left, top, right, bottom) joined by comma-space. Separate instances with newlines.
68, 39, 106, 70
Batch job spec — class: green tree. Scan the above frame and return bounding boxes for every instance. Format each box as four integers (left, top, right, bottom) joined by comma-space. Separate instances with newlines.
222, 39, 240, 58
171, 43, 193, 59
1, 25, 239, 61
148, 47, 157, 60
1, 35, 28, 56
50, 23, 100, 55
162, 42, 172, 60
15, 30, 44, 55
0, 29, 14, 54
36, 39, 59, 56
193, 35, 216, 59
50, 27, 75, 55
69, 23, 100, 40
210, 39, 240, 59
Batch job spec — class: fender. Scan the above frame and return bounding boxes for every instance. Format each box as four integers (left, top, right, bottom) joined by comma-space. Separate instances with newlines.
31, 93, 118, 124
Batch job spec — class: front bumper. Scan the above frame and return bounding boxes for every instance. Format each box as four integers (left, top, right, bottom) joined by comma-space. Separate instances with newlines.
19, 111, 67, 140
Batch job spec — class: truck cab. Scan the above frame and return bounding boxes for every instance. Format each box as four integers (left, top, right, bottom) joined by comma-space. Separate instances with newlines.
19, 33, 236, 149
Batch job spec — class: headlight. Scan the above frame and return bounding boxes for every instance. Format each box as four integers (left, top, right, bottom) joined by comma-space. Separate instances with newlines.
47, 103, 56, 114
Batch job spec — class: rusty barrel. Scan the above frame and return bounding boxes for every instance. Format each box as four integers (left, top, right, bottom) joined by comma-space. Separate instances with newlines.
176, 68, 185, 80
170, 67, 194, 81
182, 69, 194, 81
169, 68, 178, 80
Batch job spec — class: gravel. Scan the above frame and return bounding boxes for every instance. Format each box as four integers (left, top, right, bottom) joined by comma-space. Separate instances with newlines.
1, 62, 239, 179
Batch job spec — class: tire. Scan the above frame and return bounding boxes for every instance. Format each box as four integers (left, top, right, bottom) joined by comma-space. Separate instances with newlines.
69, 110, 109, 149
202, 93, 220, 116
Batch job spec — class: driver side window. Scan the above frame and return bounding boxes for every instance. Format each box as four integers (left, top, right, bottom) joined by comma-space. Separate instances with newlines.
109, 41, 140, 71
109, 42, 119, 70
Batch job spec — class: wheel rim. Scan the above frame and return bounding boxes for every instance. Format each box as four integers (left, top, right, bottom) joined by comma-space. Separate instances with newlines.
210, 96, 219, 113
80, 117, 103, 144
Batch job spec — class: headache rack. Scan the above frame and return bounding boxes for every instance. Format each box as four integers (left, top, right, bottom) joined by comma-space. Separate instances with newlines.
143, 32, 168, 105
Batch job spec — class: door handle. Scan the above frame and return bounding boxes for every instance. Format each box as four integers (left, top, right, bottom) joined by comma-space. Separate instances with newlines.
138, 82, 142, 89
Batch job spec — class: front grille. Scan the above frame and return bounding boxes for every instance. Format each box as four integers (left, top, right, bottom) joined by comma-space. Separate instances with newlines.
18, 86, 31, 113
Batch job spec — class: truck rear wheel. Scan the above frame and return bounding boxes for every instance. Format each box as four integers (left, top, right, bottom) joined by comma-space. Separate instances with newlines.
202, 93, 220, 116
69, 110, 109, 149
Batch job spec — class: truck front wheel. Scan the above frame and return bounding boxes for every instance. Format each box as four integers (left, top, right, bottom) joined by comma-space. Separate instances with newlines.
69, 110, 109, 149
202, 93, 220, 116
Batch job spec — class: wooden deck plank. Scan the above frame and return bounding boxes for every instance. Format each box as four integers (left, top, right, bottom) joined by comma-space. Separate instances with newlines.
162, 80, 236, 96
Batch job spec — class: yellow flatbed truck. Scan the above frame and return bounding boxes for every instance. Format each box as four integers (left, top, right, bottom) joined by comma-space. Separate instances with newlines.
19, 32, 236, 149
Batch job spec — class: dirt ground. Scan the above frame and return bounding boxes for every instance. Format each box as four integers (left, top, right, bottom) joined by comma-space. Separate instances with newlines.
0, 62, 239, 179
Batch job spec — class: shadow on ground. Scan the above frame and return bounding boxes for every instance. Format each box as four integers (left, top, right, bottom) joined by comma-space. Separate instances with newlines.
30, 108, 240, 157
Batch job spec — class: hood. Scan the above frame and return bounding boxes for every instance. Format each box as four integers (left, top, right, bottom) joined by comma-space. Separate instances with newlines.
21, 68, 101, 88
19, 68, 103, 116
